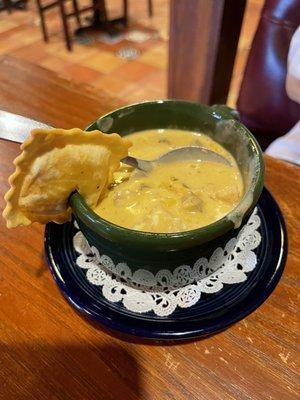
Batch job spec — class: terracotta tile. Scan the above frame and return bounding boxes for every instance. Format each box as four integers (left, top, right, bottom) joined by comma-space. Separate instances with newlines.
121, 77, 166, 104
80, 51, 126, 73
91, 30, 164, 55
148, 69, 167, 88
45, 40, 100, 63
0, 36, 24, 54
119, 23, 164, 51
6, 8, 35, 24
0, 23, 28, 40
92, 60, 162, 98
38, 56, 75, 73
137, 3, 170, 41
92, 74, 135, 96
43, 20, 64, 36
0, 20, 18, 34
115, 39, 164, 55
0, 0, 262, 111
10, 42, 49, 62
44, 39, 72, 54
122, 85, 165, 104
60, 64, 102, 85
131, 37, 165, 53
139, 43, 168, 69
94, 39, 138, 54
10, 26, 42, 45
112, 60, 159, 82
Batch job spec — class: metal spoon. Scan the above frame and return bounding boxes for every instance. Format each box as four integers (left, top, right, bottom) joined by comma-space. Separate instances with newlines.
121, 146, 231, 172
0, 111, 231, 171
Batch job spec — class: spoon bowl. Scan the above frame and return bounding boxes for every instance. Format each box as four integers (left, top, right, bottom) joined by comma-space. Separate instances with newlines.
122, 146, 231, 172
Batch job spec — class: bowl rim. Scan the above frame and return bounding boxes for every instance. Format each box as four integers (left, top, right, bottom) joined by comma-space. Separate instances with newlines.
70, 99, 264, 245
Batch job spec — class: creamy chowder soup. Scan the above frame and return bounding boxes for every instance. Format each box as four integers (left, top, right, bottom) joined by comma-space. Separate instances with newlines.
95, 129, 244, 233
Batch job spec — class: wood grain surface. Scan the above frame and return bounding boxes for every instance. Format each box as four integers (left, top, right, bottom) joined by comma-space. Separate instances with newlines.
0, 56, 299, 400
168, 0, 246, 105
168, 0, 225, 103
0, 55, 121, 129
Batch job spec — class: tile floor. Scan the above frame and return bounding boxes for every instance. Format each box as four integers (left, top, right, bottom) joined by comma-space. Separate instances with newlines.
0, 0, 263, 107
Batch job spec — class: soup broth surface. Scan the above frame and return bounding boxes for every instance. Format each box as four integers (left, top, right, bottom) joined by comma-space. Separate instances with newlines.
95, 129, 244, 233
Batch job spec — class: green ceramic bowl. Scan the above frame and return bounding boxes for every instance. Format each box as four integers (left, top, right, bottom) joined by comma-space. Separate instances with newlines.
70, 100, 264, 269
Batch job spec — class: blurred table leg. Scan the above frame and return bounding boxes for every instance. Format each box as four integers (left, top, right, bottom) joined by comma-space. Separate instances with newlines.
75, 0, 126, 36
168, 0, 246, 105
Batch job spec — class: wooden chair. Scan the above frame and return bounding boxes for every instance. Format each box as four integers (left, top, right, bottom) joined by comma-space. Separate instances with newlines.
35, 0, 153, 52
35, 0, 101, 51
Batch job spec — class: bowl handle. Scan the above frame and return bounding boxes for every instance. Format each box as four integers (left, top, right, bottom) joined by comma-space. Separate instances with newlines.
210, 104, 240, 121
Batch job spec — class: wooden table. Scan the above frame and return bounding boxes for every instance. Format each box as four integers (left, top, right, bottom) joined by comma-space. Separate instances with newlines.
0, 56, 298, 400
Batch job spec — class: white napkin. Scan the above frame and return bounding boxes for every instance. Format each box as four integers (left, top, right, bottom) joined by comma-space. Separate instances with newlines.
266, 121, 300, 165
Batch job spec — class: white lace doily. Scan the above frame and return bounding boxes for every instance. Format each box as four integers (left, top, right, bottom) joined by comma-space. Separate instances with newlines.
73, 209, 261, 316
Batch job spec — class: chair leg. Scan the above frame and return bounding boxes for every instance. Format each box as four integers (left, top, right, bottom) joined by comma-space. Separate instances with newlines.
59, 0, 72, 51
123, 0, 128, 27
93, 0, 108, 27
3, 0, 12, 13
21, 0, 28, 10
40, 12, 49, 42
148, 0, 153, 17
35, 0, 49, 42
72, 0, 81, 26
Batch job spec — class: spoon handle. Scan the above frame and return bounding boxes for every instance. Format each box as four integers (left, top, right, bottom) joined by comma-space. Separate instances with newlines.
121, 156, 139, 168
122, 156, 154, 172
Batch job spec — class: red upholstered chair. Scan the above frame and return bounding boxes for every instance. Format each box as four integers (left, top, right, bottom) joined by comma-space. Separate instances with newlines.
236, 0, 300, 150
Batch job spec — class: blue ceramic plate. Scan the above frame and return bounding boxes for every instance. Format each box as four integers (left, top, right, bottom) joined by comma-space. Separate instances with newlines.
45, 188, 287, 340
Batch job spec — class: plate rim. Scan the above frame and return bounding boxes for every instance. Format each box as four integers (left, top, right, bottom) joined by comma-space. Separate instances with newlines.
44, 187, 288, 340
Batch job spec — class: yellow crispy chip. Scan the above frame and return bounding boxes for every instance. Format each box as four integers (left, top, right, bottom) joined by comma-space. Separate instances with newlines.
3, 128, 131, 228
